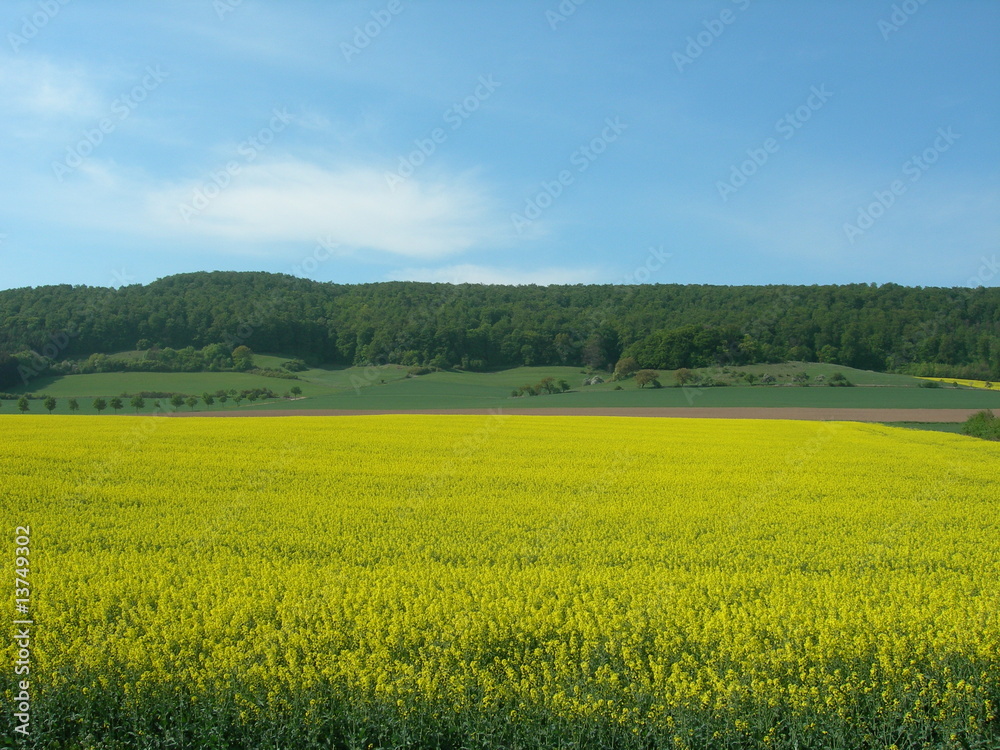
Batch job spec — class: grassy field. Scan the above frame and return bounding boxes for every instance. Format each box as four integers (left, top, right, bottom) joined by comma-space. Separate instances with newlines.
2, 415, 998, 749
248, 379, 1000, 411
12, 371, 302, 398
9, 359, 1000, 414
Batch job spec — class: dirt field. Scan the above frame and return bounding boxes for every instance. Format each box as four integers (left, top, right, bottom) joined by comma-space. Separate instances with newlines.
167, 407, 980, 422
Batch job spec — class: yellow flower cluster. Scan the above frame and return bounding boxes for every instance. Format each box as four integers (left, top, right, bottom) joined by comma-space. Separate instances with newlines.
1, 415, 998, 748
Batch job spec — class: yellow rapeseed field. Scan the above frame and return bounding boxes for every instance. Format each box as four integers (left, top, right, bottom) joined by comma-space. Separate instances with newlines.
1, 415, 998, 749
918, 376, 997, 390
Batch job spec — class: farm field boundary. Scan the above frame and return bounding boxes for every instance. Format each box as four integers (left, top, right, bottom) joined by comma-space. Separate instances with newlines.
166, 407, 985, 422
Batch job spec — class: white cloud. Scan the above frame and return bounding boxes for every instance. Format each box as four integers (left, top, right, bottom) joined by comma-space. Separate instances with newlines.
388, 264, 604, 286
0, 55, 102, 121
29, 156, 506, 261
143, 159, 502, 259
288, 109, 332, 131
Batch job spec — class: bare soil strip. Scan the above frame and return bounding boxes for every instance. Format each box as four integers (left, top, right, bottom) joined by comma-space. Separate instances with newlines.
168, 407, 979, 422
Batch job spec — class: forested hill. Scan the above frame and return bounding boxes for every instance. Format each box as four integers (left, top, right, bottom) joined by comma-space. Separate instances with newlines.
1, 271, 998, 378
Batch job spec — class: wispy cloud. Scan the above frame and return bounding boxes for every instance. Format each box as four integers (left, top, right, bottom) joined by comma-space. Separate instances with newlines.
33, 155, 506, 261
389, 263, 604, 285
0, 55, 102, 122
145, 159, 502, 258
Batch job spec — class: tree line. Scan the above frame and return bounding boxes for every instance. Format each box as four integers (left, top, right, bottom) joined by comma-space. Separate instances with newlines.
1, 271, 997, 389
3, 385, 303, 414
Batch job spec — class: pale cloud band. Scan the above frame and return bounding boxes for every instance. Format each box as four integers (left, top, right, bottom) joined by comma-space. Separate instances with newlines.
146, 158, 504, 259
390, 263, 605, 286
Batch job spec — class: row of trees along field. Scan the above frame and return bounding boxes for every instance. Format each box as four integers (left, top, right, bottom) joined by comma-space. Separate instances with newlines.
0, 272, 997, 388
2, 386, 303, 413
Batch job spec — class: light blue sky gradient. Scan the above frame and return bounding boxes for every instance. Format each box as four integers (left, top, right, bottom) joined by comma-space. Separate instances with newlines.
1, 0, 997, 290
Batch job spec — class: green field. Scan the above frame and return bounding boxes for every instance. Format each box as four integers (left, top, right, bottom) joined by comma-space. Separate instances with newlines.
247, 379, 1000, 411
12, 371, 302, 398
8, 358, 1000, 415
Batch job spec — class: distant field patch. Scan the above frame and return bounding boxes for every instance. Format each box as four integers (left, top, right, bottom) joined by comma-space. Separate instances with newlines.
918, 376, 998, 390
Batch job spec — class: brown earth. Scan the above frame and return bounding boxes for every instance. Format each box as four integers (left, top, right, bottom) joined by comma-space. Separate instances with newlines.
167, 407, 979, 422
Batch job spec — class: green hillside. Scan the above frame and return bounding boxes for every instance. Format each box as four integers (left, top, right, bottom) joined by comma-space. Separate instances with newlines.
9, 359, 1000, 415
1, 273, 998, 390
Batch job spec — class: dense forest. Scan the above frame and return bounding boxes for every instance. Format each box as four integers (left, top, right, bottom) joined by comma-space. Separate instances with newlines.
1, 271, 998, 389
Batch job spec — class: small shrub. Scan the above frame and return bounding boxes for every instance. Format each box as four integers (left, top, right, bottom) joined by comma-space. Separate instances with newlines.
962, 410, 1000, 441
828, 372, 854, 387
613, 357, 639, 381
249, 368, 299, 380
635, 370, 660, 388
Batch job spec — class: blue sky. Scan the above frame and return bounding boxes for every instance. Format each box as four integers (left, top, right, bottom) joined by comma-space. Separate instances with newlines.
1, 0, 997, 291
